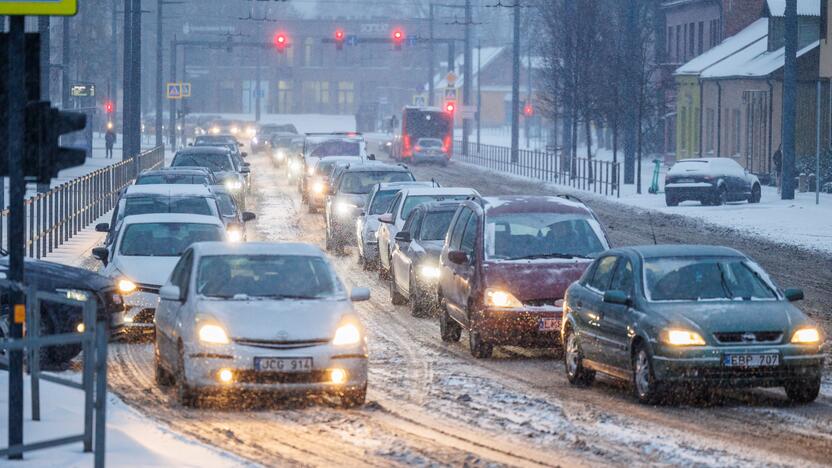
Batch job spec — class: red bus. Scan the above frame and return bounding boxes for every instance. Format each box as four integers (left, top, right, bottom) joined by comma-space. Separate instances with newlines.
393, 106, 454, 165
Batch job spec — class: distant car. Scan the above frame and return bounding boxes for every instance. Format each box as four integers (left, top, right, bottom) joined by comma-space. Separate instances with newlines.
211, 186, 256, 242
0, 255, 125, 367
93, 213, 227, 333
664, 158, 761, 206
355, 181, 440, 270
305, 156, 363, 213
171, 147, 248, 207
377, 187, 479, 277
324, 163, 415, 253
193, 135, 251, 191
154, 242, 370, 407
136, 168, 216, 186
562, 245, 824, 404
300, 133, 368, 191
437, 196, 610, 358
388, 201, 465, 317
271, 134, 304, 167
411, 137, 450, 164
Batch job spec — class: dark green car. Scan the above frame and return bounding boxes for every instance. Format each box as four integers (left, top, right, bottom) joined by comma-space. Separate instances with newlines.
562, 245, 824, 404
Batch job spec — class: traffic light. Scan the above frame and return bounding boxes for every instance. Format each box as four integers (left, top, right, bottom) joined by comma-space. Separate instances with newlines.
523, 102, 534, 117
24, 101, 87, 184
444, 101, 456, 114
104, 100, 114, 114
274, 33, 288, 53
334, 29, 345, 51
392, 28, 404, 51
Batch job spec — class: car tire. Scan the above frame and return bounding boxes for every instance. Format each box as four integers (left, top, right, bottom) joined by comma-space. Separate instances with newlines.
155, 353, 174, 387
712, 185, 727, 206
439, 302, 462, 342
389, 268, 407, 306
563, 327, 595, 387
665, 193, 679, 207
784, 374, 821, 404
749, 184, 761, 204
177, 345, 199, 408
632, 343, 666, 405
410, 278, 430, 318
468, 329, 493, 359
341, 384, 367, 408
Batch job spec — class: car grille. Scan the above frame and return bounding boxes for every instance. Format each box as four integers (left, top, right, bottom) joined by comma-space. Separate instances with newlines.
713, 331, 783, 344
133, 308, 156, 324
233, 338, 330, 350
136, 283, 161, 294
523, 298, 563, 308
234, 370, 330, 384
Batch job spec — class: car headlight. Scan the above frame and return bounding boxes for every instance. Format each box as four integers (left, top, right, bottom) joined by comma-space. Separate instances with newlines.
791, 327, 821, 344
225, 179, 243, 191
275, 150, 286, 161
484, 288, 523, 308
251, 136, 259, 145
312, 181, 326, 194
661, 329, 706, 346
226, 227, 243, 243
230, 126, 239, 134
419, 264, 441, 280
56, 288, 90, 302
211, 126, 220, 134
118, 279, 137, 295
198, 324, 230, 344
333, 323, 361, 346
336, 201, 357, 217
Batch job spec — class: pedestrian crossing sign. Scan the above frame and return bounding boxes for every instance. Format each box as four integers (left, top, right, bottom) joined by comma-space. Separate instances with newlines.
0, 1, 77, 16
167, 83, 182, 99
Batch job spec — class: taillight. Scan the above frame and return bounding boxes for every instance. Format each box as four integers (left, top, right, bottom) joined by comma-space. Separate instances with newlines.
402, 134, 412, 157
414, 145, 422, 152
443, 136, 452, 155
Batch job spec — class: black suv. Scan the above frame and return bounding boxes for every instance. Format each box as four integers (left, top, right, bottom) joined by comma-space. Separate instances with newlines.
324, 163, 415, 253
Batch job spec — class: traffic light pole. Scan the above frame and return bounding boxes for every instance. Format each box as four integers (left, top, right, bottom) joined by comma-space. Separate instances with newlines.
462, 0, 472, 157
510, 1, 521, 164
122, 0, 133, 159
169, 35, 177, 149
155, 0, 163, 147
62, 16, 70, 109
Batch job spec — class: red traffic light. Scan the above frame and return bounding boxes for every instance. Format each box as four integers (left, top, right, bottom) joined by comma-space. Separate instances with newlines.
444, 101, 456, 113
335, 29, 345, 41
104, 100, 114, 113
523, 103, 534, 117
274, 33, 288, 52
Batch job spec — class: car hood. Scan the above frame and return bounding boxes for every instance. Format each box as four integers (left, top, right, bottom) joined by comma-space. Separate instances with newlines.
0, 258, 113, 292
419, 240, 445, 259
649, 300, 807, 334
195, 297, 355, 341
112, 256, 180, 287
483, 259, 592, 302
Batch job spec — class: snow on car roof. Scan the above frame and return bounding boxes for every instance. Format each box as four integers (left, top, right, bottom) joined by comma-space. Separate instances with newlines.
619, 244, 745, 259
376, 181, 436, 190
400, 187, 478, 197
120, 213, 224, 226
483, 195, 591, 216
191, 242, 325, 257
176, 146, 230, 155
125, 184, 213, 197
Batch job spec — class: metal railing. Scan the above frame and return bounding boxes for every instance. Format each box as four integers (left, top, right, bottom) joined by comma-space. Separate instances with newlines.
0, 146, 164, 258
0, 285, 108, 467
454, 140, 621, 198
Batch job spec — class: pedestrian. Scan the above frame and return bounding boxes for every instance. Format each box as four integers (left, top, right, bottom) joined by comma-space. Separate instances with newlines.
390, 115, 399, 134
773, 144, 783, 194
105, 124, 116, 159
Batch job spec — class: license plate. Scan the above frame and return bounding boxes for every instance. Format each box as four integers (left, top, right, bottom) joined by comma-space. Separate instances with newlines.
254, 357, 313, 373
723, 353, 779, 368
538, 318, 560, 332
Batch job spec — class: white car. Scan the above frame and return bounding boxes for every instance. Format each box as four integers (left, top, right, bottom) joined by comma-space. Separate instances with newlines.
153, 242, 370, 407
377, 187, 479, 275
92, 213, 227, 332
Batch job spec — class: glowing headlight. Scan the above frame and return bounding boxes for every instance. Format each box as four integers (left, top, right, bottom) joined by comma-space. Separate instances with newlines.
230, 126, 239, 134
252, 136, 259, 145
198, 324, 229, 344
225, 179, 243, 191
288, 160, 300, 171
419, 264, 441, 280
226, 228, 243, 243
330, 368, 347, 384
661, 329, 706, 346
484, 288, 523, 308
332, 323, 361, 346
336, 201, 357, 217
312, 181, 326, 194
211, 126, 220, 134
275, 150, 286, 161
246, 127, 256, 136
118, 279, 137, 295
307, 166, 316, 176
791, 327, 821, 344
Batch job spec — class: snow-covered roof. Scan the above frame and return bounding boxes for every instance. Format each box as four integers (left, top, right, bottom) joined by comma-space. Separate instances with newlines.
427, 47, 505, 91
703, 38, 819, 79
675, 19, 768, 75
766, 0, 820, 17
124, 184, 213, 197
120, 213, 224, 226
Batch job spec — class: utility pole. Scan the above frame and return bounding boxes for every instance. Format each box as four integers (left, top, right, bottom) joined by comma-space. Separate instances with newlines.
38, 17, 50, 194
130, 0, 142, 167
122, 0, 133, 159
462, 0, 473, 158
255, 20, 262, 122
510, 0, 521, 163
62, 16, 70, 109
781, 0, 797, 199
155, 0, 163, 146
111, 0, 118, 114
169, 36, 177, 149
428, 4, 435, 106
477, 40, 482, 153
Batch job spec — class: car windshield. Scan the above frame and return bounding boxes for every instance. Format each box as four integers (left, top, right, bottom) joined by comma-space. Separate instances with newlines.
119, 222, 224, 257
172, 153, 233, 172
136, 174, 211, 185
196, 255, 341, 299
644, 257, 778, 302
339, 171, 414, 195
485, 212, 608, 260
310, 139, 361, 157
402, 194, 469, 220
369, 190, 398, 215
420, 211, 456, 241
215, 193, 237, 217
122, 196, 214, 217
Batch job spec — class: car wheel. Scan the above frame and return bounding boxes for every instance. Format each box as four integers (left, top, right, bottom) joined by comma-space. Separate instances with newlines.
341, 384, 367, 408
468, 329, 493, 359
439, 302, 462, 342
665, 193, 679, 207
712, 185, 727, 206
410, 278, 429, 318
632, 343, 665, 404
749, 184, 761, 204
563, 327, 595, 386
784, 374, 821, 404
177, 345, 199, 407
155, 351, 174, 387
389, 268, 407, 306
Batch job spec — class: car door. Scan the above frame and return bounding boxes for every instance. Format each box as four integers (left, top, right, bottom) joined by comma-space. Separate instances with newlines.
574, 255, 619, 361
456, 212, 480, 327
157, 250, 192, 361
442, 208, 473, 322
392, 209, 421, 293
597, 256, 635, 369
380, 193, 404, 269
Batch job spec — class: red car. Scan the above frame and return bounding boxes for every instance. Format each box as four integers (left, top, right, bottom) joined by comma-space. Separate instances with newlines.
437, 196, 610, 358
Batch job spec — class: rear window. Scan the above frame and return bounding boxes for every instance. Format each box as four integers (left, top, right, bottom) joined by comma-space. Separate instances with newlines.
136, 174, 210, 185
369, 190, 398, 215
310, 140, 361, 157
123, 196, 215, 217
401, 194, 470, 220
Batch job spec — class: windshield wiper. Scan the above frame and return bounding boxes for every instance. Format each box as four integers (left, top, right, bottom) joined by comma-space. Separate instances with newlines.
508, 253, 587, 261
253, 294, 322, 300
716, 264, 735, 299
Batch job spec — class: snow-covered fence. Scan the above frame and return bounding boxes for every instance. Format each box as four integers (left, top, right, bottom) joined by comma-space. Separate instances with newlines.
0, 145, 164, 257
453, 140, 621, 198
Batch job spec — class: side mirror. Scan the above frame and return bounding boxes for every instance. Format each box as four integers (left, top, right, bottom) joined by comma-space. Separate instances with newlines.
349, 287, 371, 302
379, 213, 393, 224
784, 288, 804, 302
394, 231, 412, 243
92, 247, 109, 264
241, 152, 248, 158
603, 290, 631, 306
242, 211, 256, 222
159, 285, 183, 302
95, 223, 110, 233
240, 167, 251, 174
448, 250, 468, 265
368, 154, 376, 161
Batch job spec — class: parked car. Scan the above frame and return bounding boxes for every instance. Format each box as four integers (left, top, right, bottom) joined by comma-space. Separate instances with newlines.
355, 181, 439, 270
664, 158, 761, 206
377, 187, 479, 277
437, 196, 610, 358
154, 242, 370, 407
388, 201, 465, 317
0, 255, 125, 367
562, 244, 824, 404
324, 163, 415, 253
135, 168, 216, 186
93, 213, 226, 333
304, 156, 364, 212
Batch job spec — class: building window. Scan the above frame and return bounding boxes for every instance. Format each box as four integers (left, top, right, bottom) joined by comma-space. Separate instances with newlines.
682, 23, 687, 61
705, 108, 715, 154
709, 19, 720, 48
689, 22, 695, 57
337, 81, 355, 114
302, 81, 329, 111
667, 26, 673, 59
276, 80, 292, 114
698, 21, 704, 54
680, 107, 688, 153
676, 25, 682, 62
732, 109, 741, 156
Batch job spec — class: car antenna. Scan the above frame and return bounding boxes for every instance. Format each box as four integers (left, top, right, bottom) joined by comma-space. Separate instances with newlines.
647, 212, 658, 245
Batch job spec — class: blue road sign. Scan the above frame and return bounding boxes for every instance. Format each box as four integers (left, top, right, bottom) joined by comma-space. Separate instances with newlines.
346, 35, 359, 46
